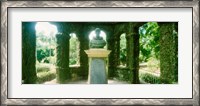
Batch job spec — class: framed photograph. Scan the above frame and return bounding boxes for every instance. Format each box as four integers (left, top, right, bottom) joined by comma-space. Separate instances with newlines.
1, 0, 199, 105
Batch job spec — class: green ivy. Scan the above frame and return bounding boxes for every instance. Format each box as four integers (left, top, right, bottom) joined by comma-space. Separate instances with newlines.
160, 23, 178, 83
114, 68, 132, 83
139, 72, 161, 84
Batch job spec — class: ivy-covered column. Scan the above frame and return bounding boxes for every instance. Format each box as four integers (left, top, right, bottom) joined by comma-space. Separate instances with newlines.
125, 33, 134, 83
132, 31, 140, 84
159, 22, 178, 83
77, 28, 89, 79
22, 22, 37, 84
116, 37, 121, 66
114, 36, 121, 73
55, 23, 71, 83
103, 27, 114, 79
131, 24, 140, 84
174, 23, 178, 82
106, 26, 120, 79
107, 37, 117, 78
126, 34, 133, 68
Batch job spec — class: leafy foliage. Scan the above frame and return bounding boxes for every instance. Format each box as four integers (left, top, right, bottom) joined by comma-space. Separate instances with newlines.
36, 64, 50, 73
160, 23, 178, 83
115, 67, 132, 83
119, 33, 127, 66
36, 31, 56, 64
139, 72, 161, 84
69, 33, 80, 65
37, 71, 56, 84
139, 22, 160, 62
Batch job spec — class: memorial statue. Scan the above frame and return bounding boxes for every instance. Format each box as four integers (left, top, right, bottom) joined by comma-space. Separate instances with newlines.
90, 28, 106, 48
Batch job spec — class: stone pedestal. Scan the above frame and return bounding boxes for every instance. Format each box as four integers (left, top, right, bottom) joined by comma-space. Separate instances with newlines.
85, 49, 111, 84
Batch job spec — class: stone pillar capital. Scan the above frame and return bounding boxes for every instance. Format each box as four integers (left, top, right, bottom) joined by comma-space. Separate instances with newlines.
85, 49, 111, 58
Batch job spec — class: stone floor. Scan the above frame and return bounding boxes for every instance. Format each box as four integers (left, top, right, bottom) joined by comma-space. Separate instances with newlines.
44, 78, 129, 84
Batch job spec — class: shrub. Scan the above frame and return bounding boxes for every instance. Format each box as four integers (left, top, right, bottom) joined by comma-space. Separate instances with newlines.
139, 72, 161, 84
114, 67, 132, 83
36, 64, 51, 73
37, 71, 56, 84
37, 66, 50, 73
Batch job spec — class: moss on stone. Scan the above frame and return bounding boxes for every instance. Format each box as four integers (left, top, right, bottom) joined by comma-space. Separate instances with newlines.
159, 22, 178, 83
22, 22, 37, 84
56, 33, 71, 83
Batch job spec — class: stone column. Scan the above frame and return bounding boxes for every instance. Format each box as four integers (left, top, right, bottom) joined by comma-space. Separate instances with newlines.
126, 34, 131, 67
109, 36, 120, 78
77, 30, 89, 79
103, 27, 114, 79
107, 37, 115, 78
132, 32, 140, 84
55, 23, 71, 83
131, 25, 140, 84
85, 49, 111, 84
22, 22, 37, 84
115, 37, 121, 66
126, 33, 134, 83
79, 38, 89, 79
159, 22, 178, 83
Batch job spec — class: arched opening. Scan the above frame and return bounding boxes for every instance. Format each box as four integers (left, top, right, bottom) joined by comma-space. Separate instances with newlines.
35, 22, 58, 84
139, 22, 161, 83
69, 33, 80, 66
119, 33, 127, 66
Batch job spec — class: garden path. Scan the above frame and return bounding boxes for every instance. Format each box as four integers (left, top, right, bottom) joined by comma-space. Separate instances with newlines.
43, 78, 129, 84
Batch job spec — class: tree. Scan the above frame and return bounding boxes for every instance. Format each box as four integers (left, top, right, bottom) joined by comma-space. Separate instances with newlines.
139, 22, 160, 62
36, 30, 56, 63
69, 34, 79, 65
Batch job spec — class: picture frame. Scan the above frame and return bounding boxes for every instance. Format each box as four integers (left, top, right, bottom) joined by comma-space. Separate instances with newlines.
1, 0, 199, 105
